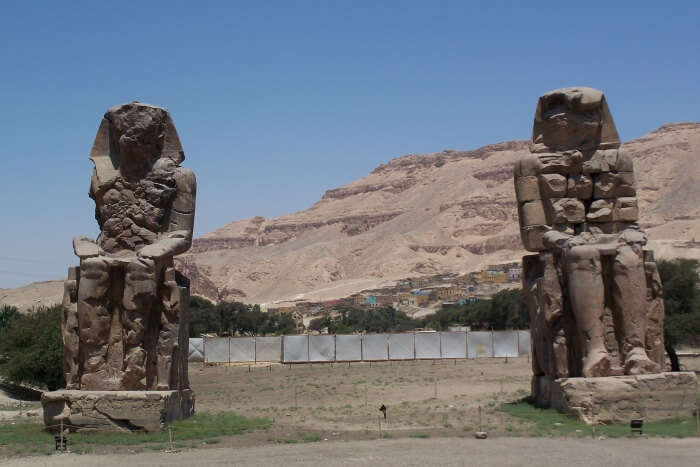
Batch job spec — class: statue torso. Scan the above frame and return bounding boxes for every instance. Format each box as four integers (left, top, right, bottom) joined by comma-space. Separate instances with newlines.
92, 167, 177, 255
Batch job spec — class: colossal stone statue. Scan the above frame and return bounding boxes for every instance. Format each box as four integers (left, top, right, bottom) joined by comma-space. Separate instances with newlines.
515, 87, 666, 406
43, 102, 196, 431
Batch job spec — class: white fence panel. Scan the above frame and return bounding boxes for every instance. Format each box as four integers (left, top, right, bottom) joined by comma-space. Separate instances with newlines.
309, 335, 335, 362
255, 336, 282, 362
517, 330, 531, 355
230, 337, 255, 362
362, 334, 388, 360
440, 332, 467, 359
188, 338, 204, 362
388, 333, 414, 360
415, 332, 441, 359
467, 332, 493, 358
493, 331, 518, 358
283, 335, 309, 363
335, 334, 362, 361
204, 337, 229, 363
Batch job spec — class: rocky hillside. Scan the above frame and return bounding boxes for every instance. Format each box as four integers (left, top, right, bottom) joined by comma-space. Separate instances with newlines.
177, 122, 700, 306
4, 123, 699, 310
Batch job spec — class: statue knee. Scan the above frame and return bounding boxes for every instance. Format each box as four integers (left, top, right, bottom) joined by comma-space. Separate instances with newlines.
78, 258, 109, 300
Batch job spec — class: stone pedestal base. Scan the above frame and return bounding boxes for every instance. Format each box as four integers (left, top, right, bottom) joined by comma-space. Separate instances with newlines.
547, 372, 697, 424
42, 389, 195, 432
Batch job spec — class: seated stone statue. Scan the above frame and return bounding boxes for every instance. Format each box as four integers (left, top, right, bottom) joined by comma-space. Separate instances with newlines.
515, 88, 665, 403
63, 102, 196, 391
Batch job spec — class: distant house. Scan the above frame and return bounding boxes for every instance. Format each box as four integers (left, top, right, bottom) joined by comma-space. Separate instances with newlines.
435, 286, 465, 300
479, 265, 508, 284
507, 266, 521, 281
376, 295, 394, 306
411, 291, 431, 306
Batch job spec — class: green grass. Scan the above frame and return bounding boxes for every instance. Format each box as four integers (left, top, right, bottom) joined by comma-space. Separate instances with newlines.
500, 401, 698, 438
0, 411, 271, 453
409, 433, 430, 438
276, 438, 298, 444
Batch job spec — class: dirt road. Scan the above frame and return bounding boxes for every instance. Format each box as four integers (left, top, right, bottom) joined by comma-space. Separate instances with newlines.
4, 437, 700, 467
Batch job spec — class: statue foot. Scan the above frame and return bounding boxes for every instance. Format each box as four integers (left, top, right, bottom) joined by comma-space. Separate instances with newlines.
624, 348, 661, 375
582, 350, 611, 377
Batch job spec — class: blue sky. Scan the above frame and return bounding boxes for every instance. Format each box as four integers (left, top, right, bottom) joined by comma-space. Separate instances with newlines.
0, 1, 698, 288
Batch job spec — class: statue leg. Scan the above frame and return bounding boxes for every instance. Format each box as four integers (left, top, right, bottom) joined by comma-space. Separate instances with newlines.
566, 246, 610, 377
77, 258, 111, 389
62, 267, 81, 389
643, 255, 666, 368
122, 258, 157, 390
156, 267, 180, 390
613, 245, 661, 375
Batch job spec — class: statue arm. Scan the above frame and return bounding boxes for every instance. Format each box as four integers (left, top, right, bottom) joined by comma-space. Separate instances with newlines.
138, 167, 196, 260
72, 235, 102, 259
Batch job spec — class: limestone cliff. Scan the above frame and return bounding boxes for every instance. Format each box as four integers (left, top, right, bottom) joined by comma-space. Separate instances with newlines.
178, 123, 700, 305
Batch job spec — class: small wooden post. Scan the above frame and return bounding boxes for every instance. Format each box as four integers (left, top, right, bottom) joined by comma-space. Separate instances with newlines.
168, 426, 174, 451
434, 379, 438, 398
478, 405, 482, 432
294, 386, 298, 409
378, 415, 382, 438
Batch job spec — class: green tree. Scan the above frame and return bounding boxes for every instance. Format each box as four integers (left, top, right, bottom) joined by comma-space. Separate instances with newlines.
0, 306, 64, 390
658, 259, 700, 370
421, 289, 529, 331
0, 305, 19, 332
188, 295, 218, 337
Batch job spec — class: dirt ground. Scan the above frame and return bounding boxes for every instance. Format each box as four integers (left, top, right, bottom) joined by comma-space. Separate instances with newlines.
4, 437, 700, 467
191, 354, 700, 438
190, 356, 533, 438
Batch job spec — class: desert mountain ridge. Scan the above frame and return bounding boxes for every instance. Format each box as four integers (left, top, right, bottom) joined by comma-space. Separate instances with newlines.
3, 122, 700, 310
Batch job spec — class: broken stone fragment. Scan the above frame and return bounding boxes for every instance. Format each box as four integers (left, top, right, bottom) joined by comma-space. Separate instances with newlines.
582, 149, 618, 174
546, 198, 585, 224
515, 175, 541, 202
535, 151, 583, 175
615, 150, 634, 172
521, 225, 548, 251
587, 199, 614, 222
520, 200, 547, 226
567, 174, 593, 199
616, 172, 636, 197
538, 174, 567, 198
615, 197, 639, 222
593, 173, 618, 198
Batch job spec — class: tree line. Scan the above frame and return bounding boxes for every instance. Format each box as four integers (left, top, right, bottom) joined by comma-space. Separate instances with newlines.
0, 259, 697, 390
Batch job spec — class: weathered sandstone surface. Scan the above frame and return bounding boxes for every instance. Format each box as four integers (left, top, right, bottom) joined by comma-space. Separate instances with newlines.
550, 372, 698, 424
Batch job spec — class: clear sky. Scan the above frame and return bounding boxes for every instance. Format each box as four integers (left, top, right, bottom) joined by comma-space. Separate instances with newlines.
0, 1, 698, 289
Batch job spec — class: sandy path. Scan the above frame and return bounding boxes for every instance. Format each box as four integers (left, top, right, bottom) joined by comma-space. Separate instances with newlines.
3, 437, 700, 467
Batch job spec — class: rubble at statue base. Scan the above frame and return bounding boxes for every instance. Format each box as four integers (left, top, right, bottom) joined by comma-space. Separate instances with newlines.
516, 87, 697, 424
42, 102, 196, 432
